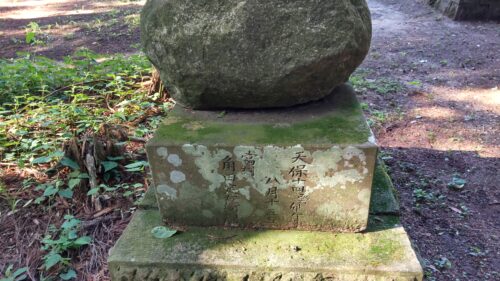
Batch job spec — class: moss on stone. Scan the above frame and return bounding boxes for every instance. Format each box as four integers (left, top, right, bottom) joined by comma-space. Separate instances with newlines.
367, 215, 401, 232
151, 110, 369, 145
369, 161, 400, 215
141, 0, 372, 109
149, 86, 371, 146
109, 210, 422, 281
135, 186, 158, 210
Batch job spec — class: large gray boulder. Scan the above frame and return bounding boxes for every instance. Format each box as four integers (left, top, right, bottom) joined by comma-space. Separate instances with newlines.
141, 0, 372, 109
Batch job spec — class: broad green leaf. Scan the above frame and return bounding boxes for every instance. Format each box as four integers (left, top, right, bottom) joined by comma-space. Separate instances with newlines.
103, 186, 117, 192
50, 151, 65, 158
101, 161, 118, 172
61, 157, 80, 170
107, 156, 124, 161
124, 161, 148, 169
32, 156, 52, 164
151, 226, 177, 239
73, 236, 91, 246
34, 196, 46, 204
77, 173, 90, 179
5, 264, 14, 275
61, 218, 80, 230
43, 185, 58, 197
59, 269, 77, 280
67, 230, 78, 240
44, 253, 62, 269
63, 214, 74, 220
58, 188, 73, 199
25, 32, 35, 43
12, 267, 28, 278
87, 188, 99, 196
126, 167, 143, 172
68, 178, 81, 189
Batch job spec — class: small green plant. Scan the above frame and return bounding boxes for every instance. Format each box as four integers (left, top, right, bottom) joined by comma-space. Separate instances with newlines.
349, 71, 403, 95
25, 22, 44, 45
427, 131, 437, 144
434, 256, 452, 270
124, 14, 140, 29
0, 50, 159, 166
468, 246, 486, 257
368, 110, 388, 126
408, 80, 422, 87
413, 188, 435, 203
448, 176, 466, 190
41, 215, 91, 279
0, 49, 168, 279
87, 182, 144, 199
0, 265, 28, 281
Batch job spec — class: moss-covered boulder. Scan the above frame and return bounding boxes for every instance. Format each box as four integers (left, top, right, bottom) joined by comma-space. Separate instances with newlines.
141, 0, 372, 109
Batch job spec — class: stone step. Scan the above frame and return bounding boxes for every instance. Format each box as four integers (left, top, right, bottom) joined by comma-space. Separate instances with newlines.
108, 210, 423, 281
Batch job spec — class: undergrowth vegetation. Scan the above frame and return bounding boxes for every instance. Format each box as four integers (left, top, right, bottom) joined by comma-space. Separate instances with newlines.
0, 49, 169, 280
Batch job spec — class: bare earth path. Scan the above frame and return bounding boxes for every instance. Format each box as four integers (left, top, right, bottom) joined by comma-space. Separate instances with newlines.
361, 1, 499, 280
0, 0, 499, 280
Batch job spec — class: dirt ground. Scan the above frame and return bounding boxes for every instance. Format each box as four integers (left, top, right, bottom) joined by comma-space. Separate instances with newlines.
361, 1, 499, 280
1, 0, 499, 280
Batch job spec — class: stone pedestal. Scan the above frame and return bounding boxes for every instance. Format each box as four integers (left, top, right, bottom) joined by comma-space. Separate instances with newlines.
146, 85, 377, 232
109, 84, 423, 280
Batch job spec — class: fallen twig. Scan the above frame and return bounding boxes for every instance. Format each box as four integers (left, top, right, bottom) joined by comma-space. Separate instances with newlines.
92, 206, 117, 219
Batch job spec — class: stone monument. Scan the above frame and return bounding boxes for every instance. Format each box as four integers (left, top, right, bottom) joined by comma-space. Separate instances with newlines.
428, 0, 500, 21
108, 0, 423, 280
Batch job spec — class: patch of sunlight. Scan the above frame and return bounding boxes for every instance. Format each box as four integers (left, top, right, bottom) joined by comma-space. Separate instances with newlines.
430, 86, 500, 115
0, 0, 144, 20
413, 106, 460, 120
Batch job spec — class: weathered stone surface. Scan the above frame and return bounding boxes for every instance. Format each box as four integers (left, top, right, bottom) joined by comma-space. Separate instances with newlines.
138, 160, 400, 216
109, 160, 422, 281
141, 0, 372, 109
146, 85, 378, 232
428, 0, 500, 21
108, 210, 423, 281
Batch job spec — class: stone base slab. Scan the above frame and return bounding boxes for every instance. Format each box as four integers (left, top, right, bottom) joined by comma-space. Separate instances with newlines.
110, 162, 421, 280
108, 210, 423, 281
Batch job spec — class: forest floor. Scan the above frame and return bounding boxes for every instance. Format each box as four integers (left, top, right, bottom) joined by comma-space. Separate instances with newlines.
0, 0, 499, 280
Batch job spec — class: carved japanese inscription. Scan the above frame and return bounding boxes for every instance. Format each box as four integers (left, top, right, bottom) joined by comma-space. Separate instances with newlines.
148, 143, 377, 232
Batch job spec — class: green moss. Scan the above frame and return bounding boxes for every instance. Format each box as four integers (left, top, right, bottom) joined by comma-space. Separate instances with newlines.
150, 106, 370, 147
110, 210, 411, 270
147, 83, 372, 146
368, 237, 403, 265
369, 161, 400, 215
367, 215, 401, 232
135, 186, 158, 210
155, 114, 366, 145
